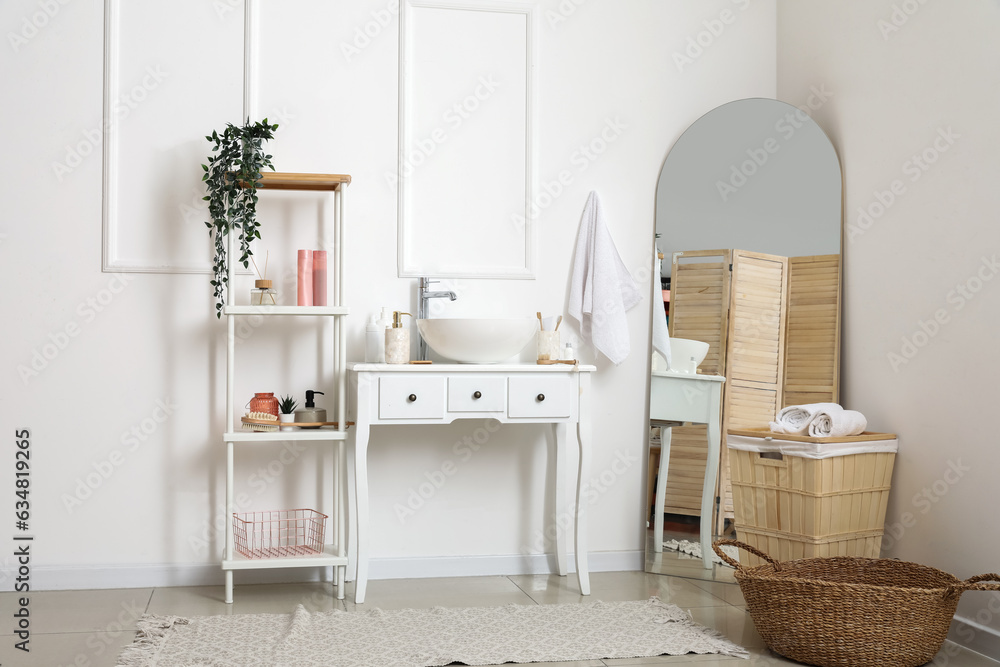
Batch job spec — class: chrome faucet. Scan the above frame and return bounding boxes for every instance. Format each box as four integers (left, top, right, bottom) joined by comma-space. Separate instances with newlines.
417, 277, 457, 360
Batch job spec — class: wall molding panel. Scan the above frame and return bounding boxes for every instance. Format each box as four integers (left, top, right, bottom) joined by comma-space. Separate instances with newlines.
398, 0, 537, 279
101, 0, 256, 274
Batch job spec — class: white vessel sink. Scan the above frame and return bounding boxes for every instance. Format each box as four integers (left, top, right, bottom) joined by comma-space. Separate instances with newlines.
417, 318, 537, 364
667, 338, 710, 374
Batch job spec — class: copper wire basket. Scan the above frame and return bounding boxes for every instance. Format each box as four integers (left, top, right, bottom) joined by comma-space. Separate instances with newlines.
233, 509, 327, 559
714, 539, 1000, 667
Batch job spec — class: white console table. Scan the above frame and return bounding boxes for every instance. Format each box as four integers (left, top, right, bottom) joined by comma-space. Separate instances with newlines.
649, 370, 726, 568
347, 362, 597, 604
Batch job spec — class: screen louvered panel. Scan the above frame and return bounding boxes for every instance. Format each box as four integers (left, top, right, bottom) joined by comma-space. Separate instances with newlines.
782, 254, 841, 407
727, 252, 787, 388
669, 251, 731, 375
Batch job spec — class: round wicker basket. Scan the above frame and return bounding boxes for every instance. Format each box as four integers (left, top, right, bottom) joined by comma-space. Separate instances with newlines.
714, 539, 1000, 667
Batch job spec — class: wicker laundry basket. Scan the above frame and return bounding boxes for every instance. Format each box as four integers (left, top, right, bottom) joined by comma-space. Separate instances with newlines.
714, 539, 1000, 667
727, 429, 897, 567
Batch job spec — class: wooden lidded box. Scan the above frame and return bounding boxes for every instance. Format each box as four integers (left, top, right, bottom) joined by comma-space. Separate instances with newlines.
727, 429, 898, 567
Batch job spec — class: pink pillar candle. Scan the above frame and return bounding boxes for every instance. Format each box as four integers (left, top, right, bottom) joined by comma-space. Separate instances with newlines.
313, 250, 328, 307
297, 250, 313, 306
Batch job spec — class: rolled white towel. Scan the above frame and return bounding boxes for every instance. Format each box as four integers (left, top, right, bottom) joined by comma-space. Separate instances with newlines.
770, 403, 843, 435
808, 409, 868, 438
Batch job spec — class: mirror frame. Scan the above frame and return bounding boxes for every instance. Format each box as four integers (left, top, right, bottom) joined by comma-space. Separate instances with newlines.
645, 97, 844, 580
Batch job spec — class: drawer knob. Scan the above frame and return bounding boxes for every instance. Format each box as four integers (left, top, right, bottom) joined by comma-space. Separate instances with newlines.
408, 394, 417, 402
536, 393, 545, 402
473, 391, 482, 399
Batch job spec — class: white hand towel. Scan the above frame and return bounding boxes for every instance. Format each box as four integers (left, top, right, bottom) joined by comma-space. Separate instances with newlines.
651, 254, 672, 368
808, 410, 868, 438
770, 403, 843, 435
568, 192, 642, 365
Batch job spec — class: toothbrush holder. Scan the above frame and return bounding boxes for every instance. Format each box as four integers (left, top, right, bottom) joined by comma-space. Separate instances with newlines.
537, 330, 560, 361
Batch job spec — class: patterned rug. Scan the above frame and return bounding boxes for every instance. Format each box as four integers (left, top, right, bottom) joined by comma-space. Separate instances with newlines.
117, 598, 747, 666
663, 539, 740, 567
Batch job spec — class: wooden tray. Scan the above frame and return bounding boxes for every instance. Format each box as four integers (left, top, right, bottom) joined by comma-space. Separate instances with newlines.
241, 417, 354, 428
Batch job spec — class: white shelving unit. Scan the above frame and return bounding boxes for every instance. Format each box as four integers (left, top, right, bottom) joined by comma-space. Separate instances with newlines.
221, 172, 351, 603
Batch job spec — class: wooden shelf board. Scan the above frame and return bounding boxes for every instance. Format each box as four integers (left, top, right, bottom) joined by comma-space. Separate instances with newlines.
257, 172, 351, 191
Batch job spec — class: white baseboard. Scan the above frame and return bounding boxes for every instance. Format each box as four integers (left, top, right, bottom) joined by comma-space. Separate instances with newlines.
368, 550, 644, 580
949, 615, 1000, 661
11, 551, 644, 592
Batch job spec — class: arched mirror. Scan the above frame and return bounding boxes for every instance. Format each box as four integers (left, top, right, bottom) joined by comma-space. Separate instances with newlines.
646, 98, 842, 580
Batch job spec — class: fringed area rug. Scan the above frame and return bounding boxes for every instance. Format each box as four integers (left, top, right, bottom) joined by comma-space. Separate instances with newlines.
663, 539, 740, 567
117, 597, 747, 667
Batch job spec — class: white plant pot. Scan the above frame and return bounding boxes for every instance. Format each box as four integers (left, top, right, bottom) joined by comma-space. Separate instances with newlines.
279, 414, 296, 432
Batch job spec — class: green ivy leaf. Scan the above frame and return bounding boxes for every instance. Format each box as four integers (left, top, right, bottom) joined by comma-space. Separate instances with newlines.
203, 118, 279, 315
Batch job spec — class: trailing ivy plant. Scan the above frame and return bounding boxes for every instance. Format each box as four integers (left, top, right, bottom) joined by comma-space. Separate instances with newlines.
202, 118, 279, 317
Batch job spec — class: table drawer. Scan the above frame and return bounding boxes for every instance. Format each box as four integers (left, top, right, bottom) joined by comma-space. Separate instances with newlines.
448, 376, 506, 412
378, 376, 446, 419
508, 375, 572, 418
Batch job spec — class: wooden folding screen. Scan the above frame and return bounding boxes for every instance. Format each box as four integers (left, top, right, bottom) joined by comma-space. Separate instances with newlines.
781, 255, 841, 407
663, 249, 836, 533
717, 250, 788, 533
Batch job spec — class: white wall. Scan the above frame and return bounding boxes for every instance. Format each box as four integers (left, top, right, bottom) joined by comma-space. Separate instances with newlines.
778, 0, 1000, 651
0, 0, 774, 589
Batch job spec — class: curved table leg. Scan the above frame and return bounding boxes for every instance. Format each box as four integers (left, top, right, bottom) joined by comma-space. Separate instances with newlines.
575, 374, 591, 595
353, 421, 371, 602
700, 382, 723, 569
653, 426, 672, 553
554, 423, 568, 577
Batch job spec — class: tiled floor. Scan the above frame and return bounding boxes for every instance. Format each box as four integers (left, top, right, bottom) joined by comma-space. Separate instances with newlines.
2, 568, 998, 667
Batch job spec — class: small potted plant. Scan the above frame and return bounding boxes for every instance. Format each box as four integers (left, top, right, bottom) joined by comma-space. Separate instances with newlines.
278, 394, 297, 431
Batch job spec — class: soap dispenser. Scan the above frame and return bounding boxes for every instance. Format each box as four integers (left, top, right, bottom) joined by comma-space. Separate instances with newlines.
294, 390, 326, 424
385, 311, 411, 364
